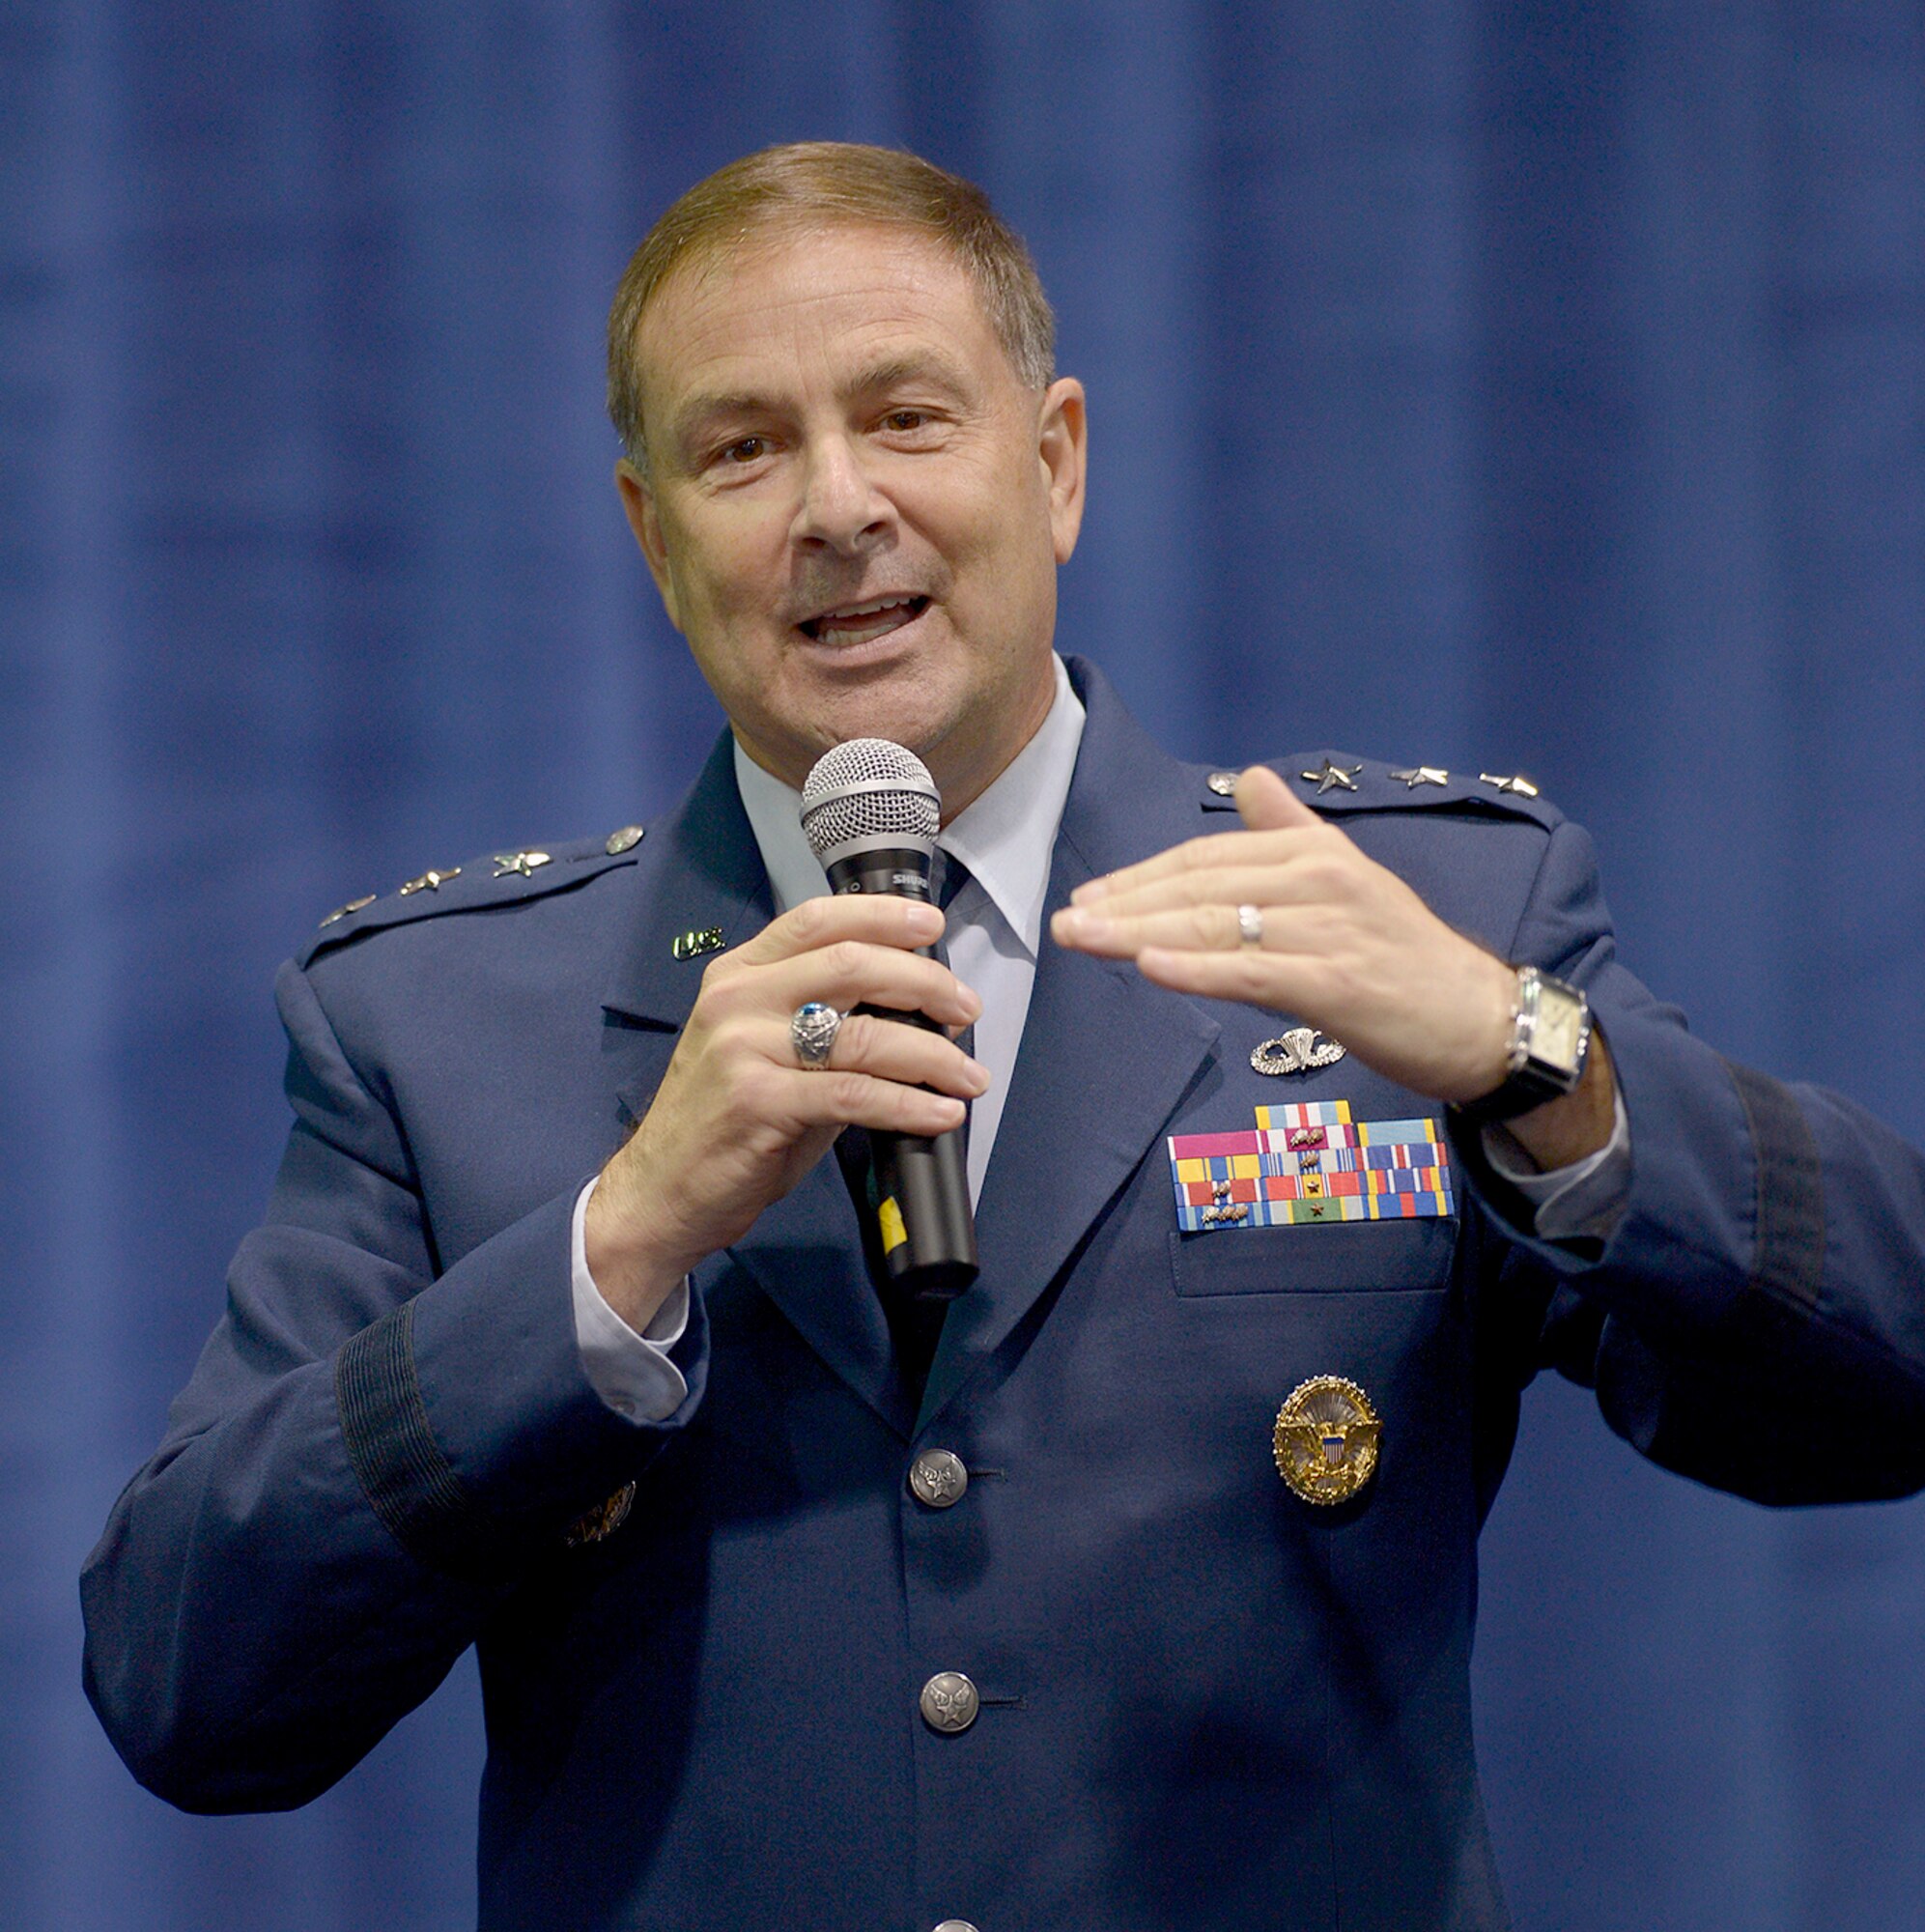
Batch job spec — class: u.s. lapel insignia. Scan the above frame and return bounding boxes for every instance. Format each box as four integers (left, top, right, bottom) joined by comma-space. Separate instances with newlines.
1251, 1026, 1346, 1076
1273, 1376, 1380, 1504
671, 925, 725, 961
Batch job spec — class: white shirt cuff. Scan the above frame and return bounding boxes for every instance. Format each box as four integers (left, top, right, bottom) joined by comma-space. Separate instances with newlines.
569, 1176, 692, 1423
1482, 1084, 1632, 1245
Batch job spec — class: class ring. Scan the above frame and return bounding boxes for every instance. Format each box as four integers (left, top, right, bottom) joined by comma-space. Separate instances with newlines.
790, 1002, 843, 1068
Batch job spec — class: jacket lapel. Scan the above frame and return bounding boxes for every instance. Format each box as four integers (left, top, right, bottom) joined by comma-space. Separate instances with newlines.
920, 661, 1221, 1426
599, 728, 907, 1437
601, 728, 771, 1056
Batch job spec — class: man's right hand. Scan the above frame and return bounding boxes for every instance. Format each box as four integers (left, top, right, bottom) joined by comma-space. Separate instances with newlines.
584, 893, 987, 1332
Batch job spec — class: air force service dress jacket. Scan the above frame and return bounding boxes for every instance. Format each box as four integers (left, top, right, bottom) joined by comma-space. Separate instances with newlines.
84, 657, 1925, 1931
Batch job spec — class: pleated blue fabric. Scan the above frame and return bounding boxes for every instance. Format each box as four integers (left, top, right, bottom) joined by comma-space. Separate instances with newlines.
6, 4, 1922, 1926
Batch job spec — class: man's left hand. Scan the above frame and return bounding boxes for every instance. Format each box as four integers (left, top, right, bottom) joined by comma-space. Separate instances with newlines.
1049, 765, 1616, 1165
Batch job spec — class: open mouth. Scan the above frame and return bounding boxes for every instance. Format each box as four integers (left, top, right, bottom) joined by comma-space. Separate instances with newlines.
797, 594, 930, 645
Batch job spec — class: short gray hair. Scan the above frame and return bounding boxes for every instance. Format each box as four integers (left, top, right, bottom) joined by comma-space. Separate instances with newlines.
608, 141, 1056, 469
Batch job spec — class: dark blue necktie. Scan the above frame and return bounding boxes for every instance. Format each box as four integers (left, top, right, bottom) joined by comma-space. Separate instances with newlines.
932, 846, 976, 1118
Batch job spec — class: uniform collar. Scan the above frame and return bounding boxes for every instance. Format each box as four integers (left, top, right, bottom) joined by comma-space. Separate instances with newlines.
730, 654, 1086, 958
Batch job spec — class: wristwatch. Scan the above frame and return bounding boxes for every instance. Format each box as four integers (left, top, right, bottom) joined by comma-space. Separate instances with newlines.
1452, 965, 1592, 1125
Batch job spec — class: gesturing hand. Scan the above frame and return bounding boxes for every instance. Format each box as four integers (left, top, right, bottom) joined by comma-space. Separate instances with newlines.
586, 893, 986, 1332
1051, 765, 1522, 1102
1050, 765, 1617, 1169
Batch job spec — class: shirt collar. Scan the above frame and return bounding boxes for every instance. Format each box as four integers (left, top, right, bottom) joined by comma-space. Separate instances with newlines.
731, 653, 1087, 956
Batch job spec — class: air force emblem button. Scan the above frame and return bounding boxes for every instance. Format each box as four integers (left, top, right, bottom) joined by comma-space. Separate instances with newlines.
1273, 1375, 1381, 1504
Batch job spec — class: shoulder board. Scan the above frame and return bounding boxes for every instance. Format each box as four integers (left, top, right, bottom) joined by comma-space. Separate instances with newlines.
297, 823, 649, 968
1193, 756, 1564, 831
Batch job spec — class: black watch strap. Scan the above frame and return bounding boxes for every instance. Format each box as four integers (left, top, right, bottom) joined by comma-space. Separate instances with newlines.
1451, 966, 1592, 1127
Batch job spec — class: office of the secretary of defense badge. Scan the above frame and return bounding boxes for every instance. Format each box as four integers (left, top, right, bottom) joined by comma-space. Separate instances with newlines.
1273, 1376, 1381, 1505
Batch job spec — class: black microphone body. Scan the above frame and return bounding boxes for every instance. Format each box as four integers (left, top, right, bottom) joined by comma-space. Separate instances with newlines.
802, 747, 979, 1303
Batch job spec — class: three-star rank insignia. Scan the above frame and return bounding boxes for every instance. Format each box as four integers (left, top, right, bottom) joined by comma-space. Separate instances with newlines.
493, 850, 552, 879
1273, 1375, 1381, 1505
1198, 757, 1551, 811
398, 867, 461, 896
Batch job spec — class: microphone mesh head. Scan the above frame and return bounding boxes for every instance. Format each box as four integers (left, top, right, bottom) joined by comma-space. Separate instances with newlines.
800, 739, 941, 865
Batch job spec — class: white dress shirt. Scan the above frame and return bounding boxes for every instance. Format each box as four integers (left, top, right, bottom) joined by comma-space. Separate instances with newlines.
570, 656, 1630, 1421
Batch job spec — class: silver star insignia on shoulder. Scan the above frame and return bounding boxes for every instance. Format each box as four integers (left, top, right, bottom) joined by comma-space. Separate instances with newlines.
1388, 766, 1450, 788
318, 895, 377, 927
1299, 759, 1362, 795
492, 850, 552, 879
1478, 772, 1540, 798
398, 867, 461, 895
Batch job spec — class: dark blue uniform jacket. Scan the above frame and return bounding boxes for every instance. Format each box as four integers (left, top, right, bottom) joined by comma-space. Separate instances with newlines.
83, 659, 1925, 1931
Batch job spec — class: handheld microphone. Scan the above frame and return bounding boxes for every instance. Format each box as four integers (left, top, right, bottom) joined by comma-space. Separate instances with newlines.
800, 739, 978, 1302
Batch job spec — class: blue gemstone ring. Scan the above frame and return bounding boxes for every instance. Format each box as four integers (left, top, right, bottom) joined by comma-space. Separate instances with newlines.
790, 1002, 843, 1068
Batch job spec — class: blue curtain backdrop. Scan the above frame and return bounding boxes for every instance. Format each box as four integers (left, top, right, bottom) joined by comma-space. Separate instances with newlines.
6, 3, 1922, 1926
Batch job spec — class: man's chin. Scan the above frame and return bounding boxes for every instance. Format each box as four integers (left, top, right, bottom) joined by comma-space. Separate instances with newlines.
811, 694, 957, 771
729, 639, 1049, 802
793, 655, 963, 750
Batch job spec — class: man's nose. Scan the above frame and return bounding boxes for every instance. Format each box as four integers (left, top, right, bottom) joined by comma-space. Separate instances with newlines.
791, 436, 892, 553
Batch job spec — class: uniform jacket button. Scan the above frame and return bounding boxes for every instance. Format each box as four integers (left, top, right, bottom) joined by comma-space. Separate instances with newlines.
932, 1920, 981, 1931
909, 1448, 969, 1508
920, 1671, 979, 1734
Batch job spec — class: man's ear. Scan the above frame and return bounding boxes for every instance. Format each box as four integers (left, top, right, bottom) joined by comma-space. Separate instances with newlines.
1038, 377, 1088, 566
615, 457, 683, 632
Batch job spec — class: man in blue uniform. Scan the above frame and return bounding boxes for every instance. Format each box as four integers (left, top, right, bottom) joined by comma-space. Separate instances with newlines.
83, 144, 1925, 1930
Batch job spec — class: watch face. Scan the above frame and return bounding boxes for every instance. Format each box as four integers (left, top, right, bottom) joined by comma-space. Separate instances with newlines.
1532, 987, 1586, 1075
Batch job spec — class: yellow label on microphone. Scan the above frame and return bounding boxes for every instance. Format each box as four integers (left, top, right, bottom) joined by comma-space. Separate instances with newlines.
877, 1196, 908, 1255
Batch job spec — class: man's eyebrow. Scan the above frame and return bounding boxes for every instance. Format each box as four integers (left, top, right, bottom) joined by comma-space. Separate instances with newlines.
846, 353, 978, 399
667, 390, 776, 453
665, 354, 982, 458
